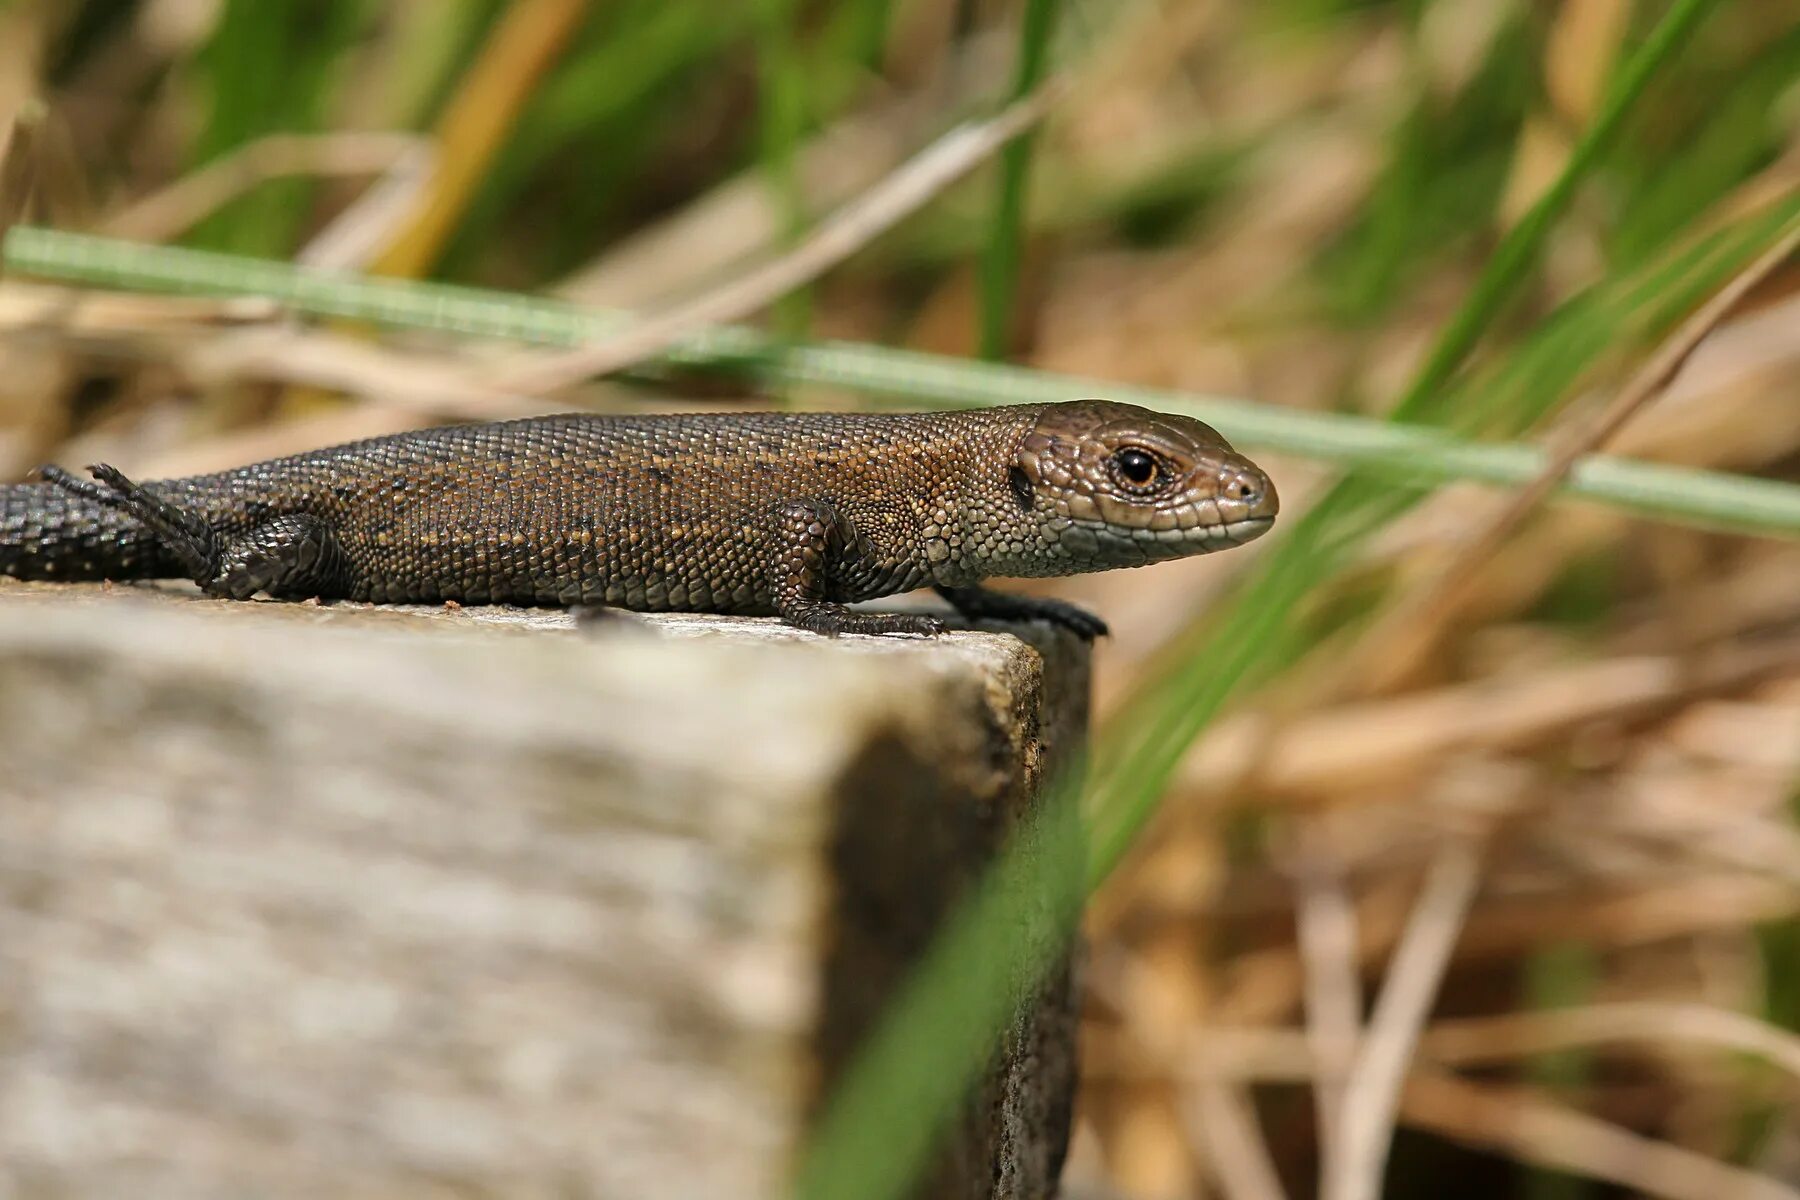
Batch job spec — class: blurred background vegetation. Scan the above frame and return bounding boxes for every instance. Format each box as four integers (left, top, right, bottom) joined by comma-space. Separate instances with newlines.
2, 1, 1799, 1198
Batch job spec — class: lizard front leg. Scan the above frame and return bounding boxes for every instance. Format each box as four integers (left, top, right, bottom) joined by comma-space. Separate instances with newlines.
46, 464, 351, 600
769, 498, 945, 637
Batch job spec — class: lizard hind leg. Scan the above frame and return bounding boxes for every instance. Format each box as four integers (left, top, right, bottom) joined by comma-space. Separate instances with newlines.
47, 464, 349, 600
211, 513, 352, 600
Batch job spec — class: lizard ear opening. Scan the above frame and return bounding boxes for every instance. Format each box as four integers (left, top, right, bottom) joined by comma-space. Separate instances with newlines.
1008, 465, 1035, 512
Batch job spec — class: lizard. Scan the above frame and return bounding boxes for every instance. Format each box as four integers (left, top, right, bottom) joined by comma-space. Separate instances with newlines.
0, 398, 1277, 638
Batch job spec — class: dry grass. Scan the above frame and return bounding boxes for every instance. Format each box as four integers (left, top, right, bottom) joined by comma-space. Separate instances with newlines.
2, 3, 1798, 1197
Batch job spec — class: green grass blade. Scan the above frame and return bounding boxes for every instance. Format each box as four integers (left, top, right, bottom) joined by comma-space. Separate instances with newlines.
6, 224, 1799, 538
1389, 0, 1722, 423
791, 789, 1084, 1200
754, 0, 811, 341
189, 0, 375, 256
1081, 0, 1737, 888
978, 0, 1060, 360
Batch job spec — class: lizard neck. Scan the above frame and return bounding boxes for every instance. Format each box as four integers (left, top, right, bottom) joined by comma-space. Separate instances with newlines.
917, 405, 1055, 588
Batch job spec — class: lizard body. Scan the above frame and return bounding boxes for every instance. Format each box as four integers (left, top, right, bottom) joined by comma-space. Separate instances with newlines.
0, 400, 1276, 636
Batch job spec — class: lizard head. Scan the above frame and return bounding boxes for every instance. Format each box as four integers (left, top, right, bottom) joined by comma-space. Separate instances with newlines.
1007, 399, 1277, 574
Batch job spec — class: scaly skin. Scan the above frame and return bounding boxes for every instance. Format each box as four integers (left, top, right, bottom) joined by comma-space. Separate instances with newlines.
0, 400, 1277, 637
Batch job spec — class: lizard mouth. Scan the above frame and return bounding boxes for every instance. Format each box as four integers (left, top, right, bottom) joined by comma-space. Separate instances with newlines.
1063, 512, 1276, 564
1221, 515, 1275, 545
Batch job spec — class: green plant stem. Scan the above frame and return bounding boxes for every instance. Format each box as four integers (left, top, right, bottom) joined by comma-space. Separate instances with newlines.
754, 0, 811, 341
6, 226, 1796, 537
842, 0, 894, 71
978, 0, 1059, 360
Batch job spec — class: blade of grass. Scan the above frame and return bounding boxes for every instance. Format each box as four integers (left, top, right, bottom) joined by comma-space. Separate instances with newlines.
1452, 196, 1800, 435
978, 0, 1060, 360
1095, 191, 1800, 845
840, 0, 894, 72
1351, 215, 1800, 694
1391, 0, 1722, 424
788, 786, 1084, 1200
1610, 23, 1800, 267
525, 1, 750, 155
1085, 0, 1733, 886
448, 1, 752, 279
373, 0, 498, 130
754, 0, 811, 342
188, 0, 372, 257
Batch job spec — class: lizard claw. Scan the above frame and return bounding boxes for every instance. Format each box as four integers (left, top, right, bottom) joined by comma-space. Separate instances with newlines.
39, 464, 120, 506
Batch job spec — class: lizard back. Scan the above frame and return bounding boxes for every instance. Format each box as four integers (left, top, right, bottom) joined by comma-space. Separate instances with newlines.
3, 407, 1044, 611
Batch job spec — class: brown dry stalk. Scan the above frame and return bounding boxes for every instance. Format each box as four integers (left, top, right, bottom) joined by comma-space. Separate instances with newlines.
491, 81, 1066, 393
551, 26, 1015, 307
1348, 217, 1800, 696
1421, 1001, 1800, 1081
100, 132, 431, 257
0, 305, 546, 422
1137, 997, 1800, 1089
1290, 839, 1361, 1175
1207, 873, 1800, 1038
1322, 837, 1487, 1200
1180, 633, 1800, 806
1184, 1080, 1289, 1200
1138, 998, 1800, 1199
1114, 1023, 1800, 1200
298, 138, 440, 272
1398, 1067, 1800, 1200
177, 326, 544, 420
0, 104, 43, 239
372, 0, 588, 279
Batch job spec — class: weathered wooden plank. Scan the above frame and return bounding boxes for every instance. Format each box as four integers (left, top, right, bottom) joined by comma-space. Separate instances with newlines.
0, 581, 1086, 1199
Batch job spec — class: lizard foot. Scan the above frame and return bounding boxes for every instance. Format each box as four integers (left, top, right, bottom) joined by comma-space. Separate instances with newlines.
45, 462, 219, 581
783, 603, 947, 638
44, 464, 349, 601
935, 585, 1109, 639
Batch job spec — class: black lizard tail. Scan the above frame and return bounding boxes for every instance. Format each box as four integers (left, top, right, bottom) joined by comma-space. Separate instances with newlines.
0, 479, 182, 582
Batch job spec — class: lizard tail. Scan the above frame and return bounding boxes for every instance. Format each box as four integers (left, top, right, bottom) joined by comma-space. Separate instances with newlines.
0, 479, 181, 582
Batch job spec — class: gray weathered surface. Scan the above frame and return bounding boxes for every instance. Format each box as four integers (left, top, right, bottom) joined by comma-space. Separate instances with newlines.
0, 581, 1086, 1199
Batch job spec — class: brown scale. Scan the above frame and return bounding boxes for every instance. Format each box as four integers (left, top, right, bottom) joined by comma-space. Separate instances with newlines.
0, 400, 1278, 637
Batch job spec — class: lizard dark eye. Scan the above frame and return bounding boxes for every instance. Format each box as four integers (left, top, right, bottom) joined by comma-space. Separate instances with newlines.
1110, 447, 1161, 490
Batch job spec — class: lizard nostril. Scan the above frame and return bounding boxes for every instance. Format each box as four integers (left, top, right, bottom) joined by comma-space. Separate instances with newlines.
1219, 465, 1278, 518
1224, 470, 1260, 504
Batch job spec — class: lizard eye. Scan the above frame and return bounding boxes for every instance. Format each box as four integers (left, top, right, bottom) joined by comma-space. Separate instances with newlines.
1110, 447, 1162, 491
